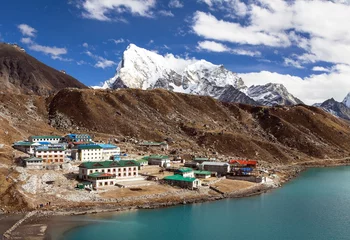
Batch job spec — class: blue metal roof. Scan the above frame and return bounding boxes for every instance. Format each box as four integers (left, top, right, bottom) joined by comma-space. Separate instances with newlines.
98, 144, 119, 149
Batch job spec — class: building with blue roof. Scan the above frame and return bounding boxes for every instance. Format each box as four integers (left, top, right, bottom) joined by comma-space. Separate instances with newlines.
64, 133, 92, 143
76, 143, 120, 162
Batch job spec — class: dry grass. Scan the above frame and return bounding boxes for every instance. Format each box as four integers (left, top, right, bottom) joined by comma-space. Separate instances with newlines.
100, 184, 174, 198
212, 179, 256, 194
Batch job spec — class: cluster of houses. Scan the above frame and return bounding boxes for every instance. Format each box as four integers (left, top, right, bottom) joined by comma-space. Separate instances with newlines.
12, 134, 259, 191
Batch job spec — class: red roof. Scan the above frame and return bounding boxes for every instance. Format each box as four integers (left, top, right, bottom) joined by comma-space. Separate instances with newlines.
230, 160, 257, 165
73, 141, 90, 145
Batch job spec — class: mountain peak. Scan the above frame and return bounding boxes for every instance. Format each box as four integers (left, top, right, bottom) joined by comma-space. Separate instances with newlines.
342, 92, 350, 108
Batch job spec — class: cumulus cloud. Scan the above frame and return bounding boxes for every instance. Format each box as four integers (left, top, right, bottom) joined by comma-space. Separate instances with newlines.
77, 0, 157, 21
158, 10, 174, 17
168, 0, 183, 8
17, 24, 37, 37
312, 66, 331, 72
110, 38, 125, 45
85, 50, 117, 69
199, 0, 248, 17
18, 25, 68, 60
83, 42, 89, 48
197, 40, 261, 57
193, 0, 350, 67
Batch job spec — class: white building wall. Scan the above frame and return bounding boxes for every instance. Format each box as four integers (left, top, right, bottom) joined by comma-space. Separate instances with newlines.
80, 148, 103, 162
80, 166, 139, 180
101, 148, 120, 160
30, 137, 61, 144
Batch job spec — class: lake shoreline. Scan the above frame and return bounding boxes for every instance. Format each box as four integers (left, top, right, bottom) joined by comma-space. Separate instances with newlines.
3, 158, 350, 239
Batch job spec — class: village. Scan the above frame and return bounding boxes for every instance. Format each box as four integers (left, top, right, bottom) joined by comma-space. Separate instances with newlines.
9, 133, 280, 210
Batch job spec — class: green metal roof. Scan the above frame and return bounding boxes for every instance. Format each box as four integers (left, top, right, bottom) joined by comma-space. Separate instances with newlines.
13, 141, 35, 146
24, 157, 43, 161
78, 144, 103, 150
148, 155, 169, 160
137, 159, 148, 163
164, 175, 197, 182
79, 160, 139, 169
140, 141, 167, 146
193, 157, 210, 161
88, 172, 115, 178
176, 167, 194, 173
194, 170, 212, 175
31, 136, 61, 139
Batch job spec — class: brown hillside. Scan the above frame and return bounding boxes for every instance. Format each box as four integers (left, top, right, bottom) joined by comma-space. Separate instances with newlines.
48, 88, 350, 163
0, 43, 87, 96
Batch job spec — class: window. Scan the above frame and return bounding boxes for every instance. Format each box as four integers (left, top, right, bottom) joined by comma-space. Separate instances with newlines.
107, 169, 111, 172
129, 168, 131, 171
102, 170, 105, 173
118, 173, 121, 177
128, 173, 131, 176
133, 167, 136, 171
113, 169, 116, 172
123, 173, 126, 176
110, 181, 114, 185
99, 182, 102, 186
134, 172, 136, 176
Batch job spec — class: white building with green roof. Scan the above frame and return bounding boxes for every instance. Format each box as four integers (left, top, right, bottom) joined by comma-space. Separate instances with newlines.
147, 155, 170, 167
174, 167, 195, 178
23, 157, 43, 170
164, 175, 201, 189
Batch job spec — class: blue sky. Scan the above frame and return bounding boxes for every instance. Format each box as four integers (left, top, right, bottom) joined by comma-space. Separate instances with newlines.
1, 0, 350, 104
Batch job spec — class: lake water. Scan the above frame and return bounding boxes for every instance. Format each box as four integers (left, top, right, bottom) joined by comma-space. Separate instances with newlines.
62, 166, 350, 240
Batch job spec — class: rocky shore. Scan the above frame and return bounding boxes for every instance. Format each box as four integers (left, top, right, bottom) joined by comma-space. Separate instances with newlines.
2, 158, 350, 239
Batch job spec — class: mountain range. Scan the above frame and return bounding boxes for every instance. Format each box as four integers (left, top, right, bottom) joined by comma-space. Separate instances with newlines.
98, 44, 303, 107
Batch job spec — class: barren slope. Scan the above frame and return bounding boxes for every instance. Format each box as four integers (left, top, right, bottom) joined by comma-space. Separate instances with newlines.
0, 43, 87, 96
48, 88, 350, 163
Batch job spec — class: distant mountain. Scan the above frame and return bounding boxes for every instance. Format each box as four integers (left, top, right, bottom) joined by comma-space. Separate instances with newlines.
247, 83, 304, 106
98, 44, 301, 106
0, 43, 87, 95
315, 94, 350, 121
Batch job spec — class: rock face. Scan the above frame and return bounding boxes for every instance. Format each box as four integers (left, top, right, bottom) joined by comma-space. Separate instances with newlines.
317, 98, 350, 121
99, 44, 301, 106
247, 83, 304, 106
0, 43, 87, 95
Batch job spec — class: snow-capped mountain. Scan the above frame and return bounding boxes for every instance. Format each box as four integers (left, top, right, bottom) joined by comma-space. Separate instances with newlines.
99, 44, 301, 106
314, 93, 350, 121
342, 92, 350, 108
247, 83, 304, 106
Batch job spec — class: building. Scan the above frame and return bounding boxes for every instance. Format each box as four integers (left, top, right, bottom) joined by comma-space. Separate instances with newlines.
230, 160, 258, 168
13, 141, 41, 154
78, 160, 140, 189
200, 162, 230, 176
139, 141, 169, 150
29, 136, 61, 144
23, 157, 43, 169
147, 155, 171, 167
193, 157, 216, 164
64, 134, 92, 143
194, 170, 212, 179
34, 145, 66, 164
76, 144, 120, 162
136, 159, 148, 166
100, 144, 120, 160
174, 168, 195, 178
164, 175, 201, 189
86, 172, 116, 189
184, 162, 199, 169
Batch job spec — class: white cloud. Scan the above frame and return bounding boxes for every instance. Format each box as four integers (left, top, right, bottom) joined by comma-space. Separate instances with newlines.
192, 11, 290, 47
85, 51, 117, 69
312, 66, 331, 72
28, 43, 67, 57
240, 65, 350, 105
158, 10, 174, 17
192, 0, 350, 68
77, 0, 157, 21
17, 24, 37, 37
169, 0, 183, 8
111, 38, 125, 45
284, 58, 304, 69
199, 0, 248, 17
95, 59, 116, 69
197, 40, 230, 52
83, 42, 89, 48
20, 38, 33, 44
197, 40, 261, 57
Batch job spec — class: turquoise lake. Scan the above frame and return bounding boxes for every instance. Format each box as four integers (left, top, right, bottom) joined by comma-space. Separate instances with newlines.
62, 166, 350, 240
